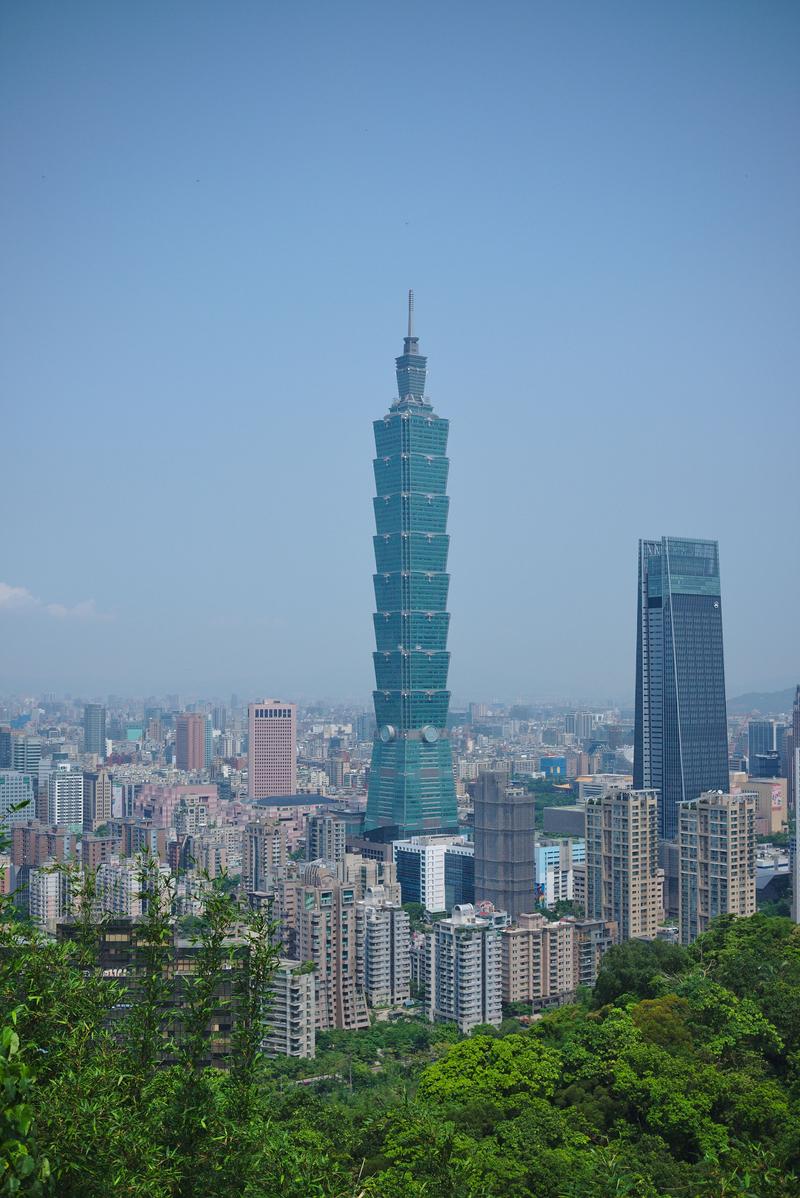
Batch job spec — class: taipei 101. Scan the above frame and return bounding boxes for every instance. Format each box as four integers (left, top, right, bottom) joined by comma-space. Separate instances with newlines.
1, 4, 798, 1196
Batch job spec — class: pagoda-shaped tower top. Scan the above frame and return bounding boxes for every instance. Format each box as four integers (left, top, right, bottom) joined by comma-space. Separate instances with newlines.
394, 289, 428, 404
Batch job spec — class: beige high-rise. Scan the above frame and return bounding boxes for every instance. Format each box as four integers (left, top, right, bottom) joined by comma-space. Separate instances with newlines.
278, 864, 369, 1031
679, 790, 756, 945
586, 787, 659, 942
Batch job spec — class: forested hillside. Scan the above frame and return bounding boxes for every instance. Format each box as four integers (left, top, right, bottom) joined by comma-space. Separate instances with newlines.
2, 872, 799, 1197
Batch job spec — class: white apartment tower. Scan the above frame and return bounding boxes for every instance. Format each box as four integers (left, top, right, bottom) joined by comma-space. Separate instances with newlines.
263, 959, 316, 1059
428, 903, 502, 1033
48, 764, 84, 828
248, 701, 297, 798
356, 885, 411, 1007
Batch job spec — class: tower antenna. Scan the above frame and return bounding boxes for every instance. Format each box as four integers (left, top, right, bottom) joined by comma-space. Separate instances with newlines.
407, 289, 414, 338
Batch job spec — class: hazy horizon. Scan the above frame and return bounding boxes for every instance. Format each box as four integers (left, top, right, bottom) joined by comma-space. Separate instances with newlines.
2, 2, 798, 702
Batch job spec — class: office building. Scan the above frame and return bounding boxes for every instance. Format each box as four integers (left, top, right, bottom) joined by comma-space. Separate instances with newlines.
535, 838, 586, 907
11, 735, 42, 774
542, 805, 586, 838
748, 719, 777, 770
175, 714, 206, 772
82, 768, 113, 832
204, 714, 213, 768
751, 752, 781, 780
586, 788, 660, 942
247, 700, 297, 798
306, 813, 346, 865
278, 864, 369, 1031
634, 537, 729, 839
366, 295, 457, 838
48, 765, 84, 828
393, 835, 464, 912
263, 960, 316, 1059
444, 842, 475, 908
0, 771, 35, 824
83, 704, 107, 757
0, 727, 12, 769
679, 790, 756, 945
473, 770, 536, 923
356, 886, 411, 1006
428, 903, 502, 1033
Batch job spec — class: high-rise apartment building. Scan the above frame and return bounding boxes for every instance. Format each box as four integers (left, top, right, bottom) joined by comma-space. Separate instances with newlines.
83, 704, 107, 757
473, 771, 536, 923
241, 817, 288, 895
586, 788, 660, 942
175, 714, 206, 772
48, 765, 84, 828
502, 913, 616, 1008
247, 701, 296, 798
428, 903, 502, 1033
306, 813, 346, 865
263, 960, 316, 1059
278, 864, 369, 1032
634, 537, 729, 839
366, 295, 457, 837
679, 790, 756, 945
356, 886, 411, 1007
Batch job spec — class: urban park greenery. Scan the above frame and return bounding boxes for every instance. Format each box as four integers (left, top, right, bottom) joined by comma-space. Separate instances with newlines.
1, 838, 799, 1198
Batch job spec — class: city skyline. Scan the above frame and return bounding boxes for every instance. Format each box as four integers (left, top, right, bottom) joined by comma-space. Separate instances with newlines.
2, 4, 798, 700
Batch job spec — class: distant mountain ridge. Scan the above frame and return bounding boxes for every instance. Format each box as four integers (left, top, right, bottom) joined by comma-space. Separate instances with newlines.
727, 687, 797, 716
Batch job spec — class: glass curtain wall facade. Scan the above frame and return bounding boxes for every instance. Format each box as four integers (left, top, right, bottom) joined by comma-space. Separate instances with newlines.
634, 537, 729, 840
366, 296, 457, 836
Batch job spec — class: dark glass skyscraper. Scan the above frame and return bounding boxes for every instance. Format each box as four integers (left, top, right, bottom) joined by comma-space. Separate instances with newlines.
366, 295, 457, 837
634, 537, 729, 840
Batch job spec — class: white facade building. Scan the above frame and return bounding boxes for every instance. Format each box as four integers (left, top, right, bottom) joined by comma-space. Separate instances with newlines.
48, 764, 84, 827
393, 835, 465, 913
29, 864, 71, 933
356, 885, 411, 1006
428, 903, 502, 1033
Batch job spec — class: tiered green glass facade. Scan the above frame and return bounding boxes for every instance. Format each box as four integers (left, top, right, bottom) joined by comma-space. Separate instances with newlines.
366, 314, 457, 836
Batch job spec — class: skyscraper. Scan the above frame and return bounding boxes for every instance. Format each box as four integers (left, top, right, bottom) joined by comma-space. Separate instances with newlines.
247, 701, 296, 798
366, 294, 457, 837
634, 537, 729, 840
83, 704, 106, 757
175, 714, 205, 772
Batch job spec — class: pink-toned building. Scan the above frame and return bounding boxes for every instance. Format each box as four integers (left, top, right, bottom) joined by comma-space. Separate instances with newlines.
134, 784, 221, 831
175, 714, 205, 771
248, 700, 296, 799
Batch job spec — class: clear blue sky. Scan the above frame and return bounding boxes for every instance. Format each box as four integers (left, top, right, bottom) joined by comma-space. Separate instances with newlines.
2, 0, 798, 703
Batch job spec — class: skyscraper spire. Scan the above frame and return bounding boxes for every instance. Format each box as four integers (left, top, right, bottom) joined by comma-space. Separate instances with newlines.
396, 290, 426, 401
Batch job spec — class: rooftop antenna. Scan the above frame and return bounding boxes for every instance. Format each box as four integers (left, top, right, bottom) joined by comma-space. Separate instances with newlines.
407, 289, 414, 338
